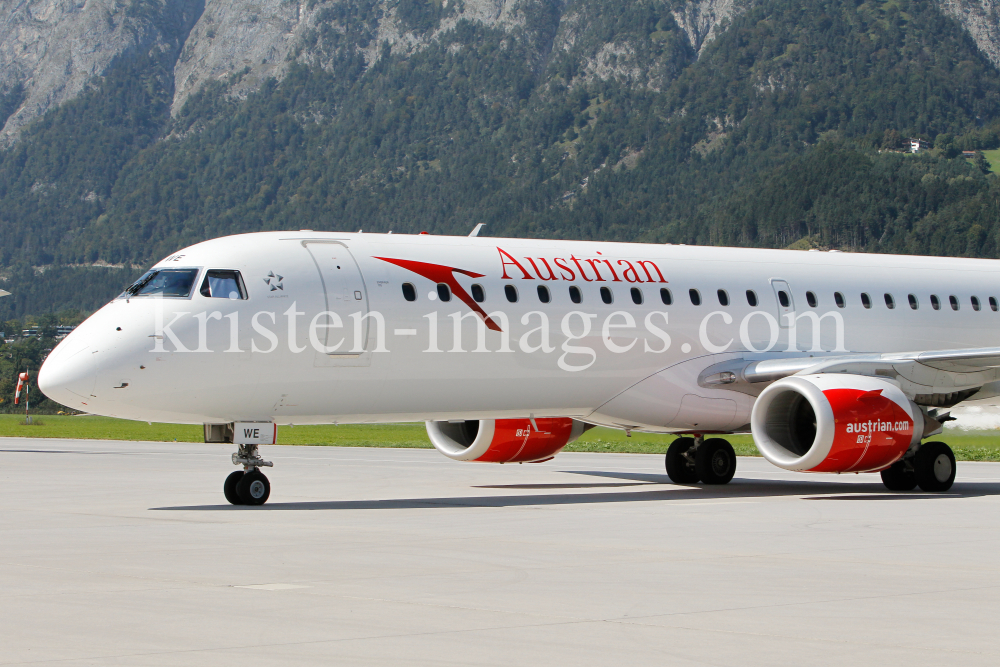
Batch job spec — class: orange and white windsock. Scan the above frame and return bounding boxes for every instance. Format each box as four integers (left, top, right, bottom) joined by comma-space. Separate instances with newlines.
14, 371, 28, 405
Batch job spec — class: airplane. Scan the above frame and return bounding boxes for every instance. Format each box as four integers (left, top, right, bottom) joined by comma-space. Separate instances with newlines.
37, 230, 1000, 505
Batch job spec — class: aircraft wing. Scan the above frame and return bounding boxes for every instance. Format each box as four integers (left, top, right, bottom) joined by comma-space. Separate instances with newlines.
699, 347, 1000, 407
0, 289, 9, 297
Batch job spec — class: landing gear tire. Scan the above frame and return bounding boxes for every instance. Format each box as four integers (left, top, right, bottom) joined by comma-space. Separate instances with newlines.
880, 460, 917, 491
237, 470, 271, 505
914, 441, 956, 492
695, 438, 737, 485
224, 470, 245, 505
665, 437, 699, 484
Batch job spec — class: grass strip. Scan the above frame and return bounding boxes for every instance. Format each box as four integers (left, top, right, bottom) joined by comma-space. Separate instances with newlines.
0, 415, 997, 461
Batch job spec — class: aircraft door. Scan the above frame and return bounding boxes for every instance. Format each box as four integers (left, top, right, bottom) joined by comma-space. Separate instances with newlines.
770, 279, 795, 328
304, 241, 370, 355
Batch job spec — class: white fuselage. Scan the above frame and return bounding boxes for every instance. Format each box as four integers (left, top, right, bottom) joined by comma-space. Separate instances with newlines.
38, 232, 1000, 432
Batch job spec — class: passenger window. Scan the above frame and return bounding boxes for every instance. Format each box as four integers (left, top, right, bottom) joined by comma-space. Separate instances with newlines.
950, 295, 959, 311
991, 297, 998, 312
569, 285, 582, 304
600, 286, 614, 304
861, 293, 872, 309
505, 285, 518, 303
931, 294, 940, 310
717, 289, 729, 306
660, 288, 672, 305
200, 270, 246, 299
806, 291, 817, 308
834, 292, 845, 308
972, 296, 981, 311
908, 294, 918, 310
125, 268, 199, 298
777, 291, 789, 308
884, 293, 895, 309
631, 287, 643, 305
537, 285, 550, 303
689, 289, 701, 306
471, 284, 485, 303
402, 282, 416, 302
437, 284, 451, 302
746, 290, 758, 307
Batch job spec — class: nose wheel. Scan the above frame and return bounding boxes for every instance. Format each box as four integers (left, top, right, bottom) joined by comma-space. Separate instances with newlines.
225, 443, 273, 505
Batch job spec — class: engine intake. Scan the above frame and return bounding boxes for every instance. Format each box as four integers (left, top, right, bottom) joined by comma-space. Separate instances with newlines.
751, 374, 922, 473
426, 418, 589, 463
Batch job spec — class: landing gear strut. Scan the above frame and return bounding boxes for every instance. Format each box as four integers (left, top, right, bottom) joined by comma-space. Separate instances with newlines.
881, 441, 956, 493
665, 436, 737, 485
225, 443, 273, 506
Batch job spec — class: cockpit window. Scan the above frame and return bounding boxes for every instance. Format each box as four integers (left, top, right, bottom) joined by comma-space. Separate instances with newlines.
200, 270, 247, 299
121, 269, 199, 298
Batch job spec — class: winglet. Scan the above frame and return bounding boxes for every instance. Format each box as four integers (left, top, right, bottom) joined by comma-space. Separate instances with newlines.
468, 223, 485, 237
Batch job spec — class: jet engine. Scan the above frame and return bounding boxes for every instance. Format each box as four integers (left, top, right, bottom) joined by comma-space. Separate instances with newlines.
426, 418, 590, 463
750, 374, 924, 473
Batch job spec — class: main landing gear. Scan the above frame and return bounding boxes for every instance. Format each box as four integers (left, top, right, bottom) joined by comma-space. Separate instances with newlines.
665, 436, 737, 485
224, 443, 273, 506
881, 441, 956, 492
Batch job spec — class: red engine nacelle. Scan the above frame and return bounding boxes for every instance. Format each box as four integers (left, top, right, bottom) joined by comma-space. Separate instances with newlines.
426, 418, 589, 463
751, 374, 924, 473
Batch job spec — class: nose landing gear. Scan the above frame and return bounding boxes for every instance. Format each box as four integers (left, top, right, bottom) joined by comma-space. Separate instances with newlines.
206, 422, 277, 505
225, 444, 273, 505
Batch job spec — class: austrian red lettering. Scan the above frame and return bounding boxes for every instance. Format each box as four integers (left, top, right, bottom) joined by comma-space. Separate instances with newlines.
495, 250, 667, 284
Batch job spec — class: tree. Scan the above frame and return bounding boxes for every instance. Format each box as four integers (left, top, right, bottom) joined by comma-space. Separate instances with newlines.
973, 151, 992, 174
882, 129, 901, 151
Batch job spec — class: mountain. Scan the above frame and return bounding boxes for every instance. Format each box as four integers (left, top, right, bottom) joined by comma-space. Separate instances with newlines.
1, 0, 1000, 322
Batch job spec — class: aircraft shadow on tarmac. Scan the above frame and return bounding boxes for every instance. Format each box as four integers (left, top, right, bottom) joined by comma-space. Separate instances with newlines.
152, 472, 1000, 511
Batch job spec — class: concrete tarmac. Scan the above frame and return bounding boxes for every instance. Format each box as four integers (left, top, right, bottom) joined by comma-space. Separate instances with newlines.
1, 438, 999, 666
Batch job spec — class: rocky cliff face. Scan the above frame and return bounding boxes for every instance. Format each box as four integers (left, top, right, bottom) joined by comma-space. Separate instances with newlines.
1, 0, 999, 143
939, 0, 1000, 69
671, 0, 753, 55
0, 0, 533, 138
0, 0, 202, 143
170, 0, 533, 115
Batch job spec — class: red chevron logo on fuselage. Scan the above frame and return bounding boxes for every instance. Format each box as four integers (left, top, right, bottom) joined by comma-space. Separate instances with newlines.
374, 256, 502, 331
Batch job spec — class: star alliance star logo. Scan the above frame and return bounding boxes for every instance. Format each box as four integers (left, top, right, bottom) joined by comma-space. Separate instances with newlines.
264, 271, 284, 291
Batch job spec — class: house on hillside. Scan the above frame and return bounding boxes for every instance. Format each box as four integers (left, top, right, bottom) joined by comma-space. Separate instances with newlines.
910, 138, 930, 153
962, 150, 978, 157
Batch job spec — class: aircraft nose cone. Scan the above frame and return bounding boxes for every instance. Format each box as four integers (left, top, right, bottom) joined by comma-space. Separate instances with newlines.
38, 343, 98, 408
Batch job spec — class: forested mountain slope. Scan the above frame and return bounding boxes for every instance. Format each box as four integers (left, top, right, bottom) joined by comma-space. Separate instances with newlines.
1, 0, 1000, 320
